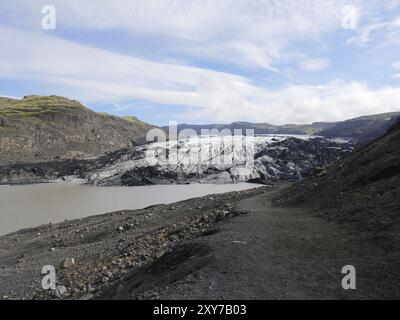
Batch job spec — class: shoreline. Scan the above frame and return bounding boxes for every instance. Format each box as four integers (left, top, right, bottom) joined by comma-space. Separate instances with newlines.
0, 185, 270, 300
0, 182, 263, 237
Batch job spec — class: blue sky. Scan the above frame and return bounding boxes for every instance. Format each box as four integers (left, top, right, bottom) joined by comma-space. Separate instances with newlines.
0, 0, 400, 126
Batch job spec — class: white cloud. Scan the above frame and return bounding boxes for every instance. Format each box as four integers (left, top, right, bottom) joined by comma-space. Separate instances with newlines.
392, 73, 400, 79
393, 61, 400, 69
1, 26, 399, 125
0, 0, 373, 73
299, 58, 331, 72
0, 1, 400, 125
246, 81, 400, 124
348, 15, 400, 46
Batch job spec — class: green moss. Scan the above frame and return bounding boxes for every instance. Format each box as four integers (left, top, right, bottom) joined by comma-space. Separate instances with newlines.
123, 116, 153, 129
0, 95, 84, 118
0, 95, 156, 131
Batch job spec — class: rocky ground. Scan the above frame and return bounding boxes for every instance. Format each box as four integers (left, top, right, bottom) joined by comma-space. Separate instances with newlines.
1, 183, 399, 300
155, 191, 400, 300
0, 186, 268, 300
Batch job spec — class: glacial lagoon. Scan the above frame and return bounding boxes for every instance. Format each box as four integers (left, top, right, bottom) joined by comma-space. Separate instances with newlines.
0, 182, 260, 236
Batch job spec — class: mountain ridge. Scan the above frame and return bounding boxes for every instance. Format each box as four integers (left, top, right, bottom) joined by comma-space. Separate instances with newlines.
164, 112, 400, 142
0, 95, 156, 165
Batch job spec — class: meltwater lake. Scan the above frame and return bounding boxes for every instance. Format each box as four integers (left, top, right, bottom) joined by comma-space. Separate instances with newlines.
0, 182, 259, 236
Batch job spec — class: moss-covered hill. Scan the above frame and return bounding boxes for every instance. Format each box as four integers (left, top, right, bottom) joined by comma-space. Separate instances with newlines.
0, 95, 156, 165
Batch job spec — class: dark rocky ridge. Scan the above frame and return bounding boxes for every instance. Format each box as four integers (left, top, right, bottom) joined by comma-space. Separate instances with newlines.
318, 112, 400, 142
0, 95, 155, 165
277, 117, 400, 245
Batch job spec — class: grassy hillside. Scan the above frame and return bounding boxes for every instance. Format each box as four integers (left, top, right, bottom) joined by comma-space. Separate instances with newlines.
0, 95, 84, 118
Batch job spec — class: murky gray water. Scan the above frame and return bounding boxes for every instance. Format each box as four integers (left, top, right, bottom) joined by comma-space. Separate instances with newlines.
0, 183, 259, 236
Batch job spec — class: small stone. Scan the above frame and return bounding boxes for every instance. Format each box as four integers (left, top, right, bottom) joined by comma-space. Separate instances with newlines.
60, 258, 75, 269
87, 284, 95, 293
50, 248, 56, 252
215, 212, 225, 222
232, 240, 247, 245
56, 286, 67, 297
52, 286, 67, 299
117, 226, 124, 232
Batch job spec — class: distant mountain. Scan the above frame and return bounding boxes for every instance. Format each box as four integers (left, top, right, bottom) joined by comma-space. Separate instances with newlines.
162, 121, 335, 136
0, 95, 156, 165
163, 112, 400, 142
318, 112, 400, 142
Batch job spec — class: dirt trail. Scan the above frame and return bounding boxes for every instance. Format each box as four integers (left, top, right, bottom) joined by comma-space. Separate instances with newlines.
154, 192, 400, 300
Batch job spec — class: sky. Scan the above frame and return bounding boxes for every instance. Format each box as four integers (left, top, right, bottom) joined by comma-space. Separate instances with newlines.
0, 0, 400, 126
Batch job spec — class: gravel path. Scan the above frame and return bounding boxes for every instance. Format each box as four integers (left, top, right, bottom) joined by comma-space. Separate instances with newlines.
155, 192, 400, 300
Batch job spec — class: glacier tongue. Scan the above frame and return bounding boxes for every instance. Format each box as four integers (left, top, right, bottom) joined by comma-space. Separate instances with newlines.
87, 135, 354, 186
